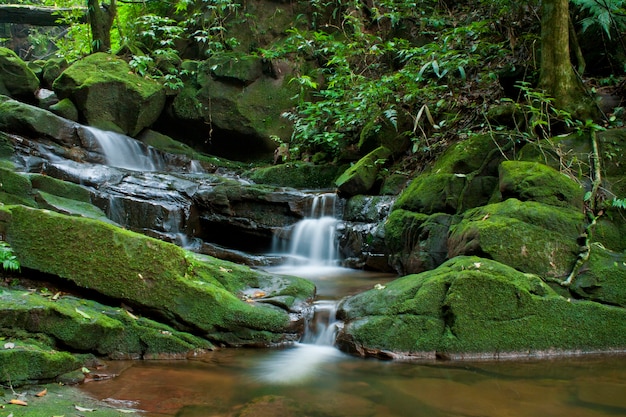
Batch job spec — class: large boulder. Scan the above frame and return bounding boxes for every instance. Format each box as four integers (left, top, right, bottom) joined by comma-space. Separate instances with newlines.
448, 199, 583, 278
0, 47, 39, 100
166, 56, 299, 160
336, 256, 626, 359
53, 53, 165, 136
1, 205, 315, 347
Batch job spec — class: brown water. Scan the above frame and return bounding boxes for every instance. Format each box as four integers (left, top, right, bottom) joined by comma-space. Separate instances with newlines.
80, 268, 626, 417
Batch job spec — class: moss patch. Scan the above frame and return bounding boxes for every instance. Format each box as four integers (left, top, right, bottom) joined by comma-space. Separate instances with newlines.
335, 146, 392, 196
337, 256, 626, 357
448, 199, 583, 278
245, 162, 343, 189
3, 206, 313, 345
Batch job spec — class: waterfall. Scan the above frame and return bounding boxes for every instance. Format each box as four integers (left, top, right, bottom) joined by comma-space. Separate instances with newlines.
273, 193, 340, 267
84, 126, 165, 171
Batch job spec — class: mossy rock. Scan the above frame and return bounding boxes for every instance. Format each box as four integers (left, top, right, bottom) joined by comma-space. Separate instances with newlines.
33, 191, 110, 221
431, 133, 512, 175
335, 146, 392, 196
245, 162, 344, 189
393, 173, 466, 214
52, 53, 165, 136
29, 173, 91, 203
49, 97, 79, 121
0, 383, 141, 415
336, 256, 626, 358
2, 206, 314, 346
0, 340, 81, 385
42, 57, 69, 88
0, 97, 81, 146
0, 47, 40, 99
0, 131, 15, 159
571, 245, 626, 307
0, 287, 213, 360
498, 160, 584, 208
207, 53, 264, 85
448, 198, 584, 278
385, 209, 454, 274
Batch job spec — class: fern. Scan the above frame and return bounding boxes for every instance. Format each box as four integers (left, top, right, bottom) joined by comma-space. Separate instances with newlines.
612, 197, 626, 209
0, 242, 20, 273
571, 0, 626, 39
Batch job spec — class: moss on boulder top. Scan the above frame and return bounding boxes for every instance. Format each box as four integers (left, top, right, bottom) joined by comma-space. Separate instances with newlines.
448, 199, 583, 278
245, 162, 344, 189
52, 53, 165, 136
0, 47, 40, 100
1, 205, 315, 347
335, 146, 392, 196
336, 256, 626, 359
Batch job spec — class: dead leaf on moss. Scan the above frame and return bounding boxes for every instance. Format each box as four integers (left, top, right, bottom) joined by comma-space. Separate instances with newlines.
8, 399, 28, 406
35, 388, 47, 397
74, 405, 96, 412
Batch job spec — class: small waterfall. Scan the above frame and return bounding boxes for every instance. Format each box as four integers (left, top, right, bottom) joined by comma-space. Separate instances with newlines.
301, 300, 339, 345
84, 126, 165, 171
273, 193, 341, 267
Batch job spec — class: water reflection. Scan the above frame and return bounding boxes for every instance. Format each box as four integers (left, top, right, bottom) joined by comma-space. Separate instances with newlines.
81, 351, 626, 417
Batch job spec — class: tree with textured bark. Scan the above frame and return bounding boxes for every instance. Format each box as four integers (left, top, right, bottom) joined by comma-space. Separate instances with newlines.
87, 0, 116, 53
538, 0, 595, 119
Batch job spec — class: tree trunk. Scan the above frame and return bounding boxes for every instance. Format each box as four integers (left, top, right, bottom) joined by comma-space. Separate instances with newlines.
538, 0, 594, 119
0, 5, 87, 26
88, 0, 116, 53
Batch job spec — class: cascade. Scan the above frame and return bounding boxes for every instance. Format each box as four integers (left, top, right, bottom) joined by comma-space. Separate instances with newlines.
272, 192, 341, 267
84, 126, 166, 171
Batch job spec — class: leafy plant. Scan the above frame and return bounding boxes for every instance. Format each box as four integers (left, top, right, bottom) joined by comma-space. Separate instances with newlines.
0, 242, 20, 273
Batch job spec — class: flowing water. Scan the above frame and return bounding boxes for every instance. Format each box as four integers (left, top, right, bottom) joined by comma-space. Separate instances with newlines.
79, 192, 626, 417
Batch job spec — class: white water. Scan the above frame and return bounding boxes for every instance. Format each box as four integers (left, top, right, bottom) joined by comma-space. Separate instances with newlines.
84, 126, 165, 171
272, 193, 340, 267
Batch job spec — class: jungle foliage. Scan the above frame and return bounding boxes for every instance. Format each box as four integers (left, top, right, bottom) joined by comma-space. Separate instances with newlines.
1, 0, 625, 161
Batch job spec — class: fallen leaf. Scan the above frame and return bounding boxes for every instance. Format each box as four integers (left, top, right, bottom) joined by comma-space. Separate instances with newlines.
124, 309, 138, 320
74, 405, 95, 412
75, 308, 92, 319
8, 399, 28, 406
473, 262, 481, 269
52, 292, 61, 300
3, 342, 15, 349
374, 283, 386, 290
253, 291, 266, 298
219, 266, 232, 273
35, 388, 47, 397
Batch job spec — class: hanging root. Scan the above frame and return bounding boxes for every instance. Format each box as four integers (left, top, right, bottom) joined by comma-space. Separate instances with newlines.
561, 130, 602, 287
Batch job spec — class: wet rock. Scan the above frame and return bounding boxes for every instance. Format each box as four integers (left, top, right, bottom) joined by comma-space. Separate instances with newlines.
336, 256, 626, 359
0, 96, 81, 146
244, 162, 344, 189
1, 205, 315, 347
53, 53, 165, 136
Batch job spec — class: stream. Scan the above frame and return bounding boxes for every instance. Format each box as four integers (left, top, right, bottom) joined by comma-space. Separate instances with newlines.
10, 126, 626, 416
79, 265, 626, 417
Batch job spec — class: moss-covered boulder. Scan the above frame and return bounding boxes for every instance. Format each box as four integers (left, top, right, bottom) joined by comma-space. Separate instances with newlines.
53, 53, 165, 136
0, 340, 81, 385
336, 256, 626, 358
498, 161, 584, 208
244, 162, 344, 189
168, 57, 298, 160
0, 96, 81, 146
49, 97, 79, 121
2, 205, 315, 347
0, 286, 212, 360
335, 146, 392, 196
0, 47, 39, 100
392, 134, 511, 215
385, 209, 455, 275
0, 167, 36, 207
448, 199, 583, 278
571, 245, 626, 307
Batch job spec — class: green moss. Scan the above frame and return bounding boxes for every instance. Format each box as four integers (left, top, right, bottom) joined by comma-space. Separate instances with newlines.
245, 163, 343, 189
34, 191, 108, 221
498, 161, 584, 208
29, 174, 91, 202
49, 97, 79, 121
0, 131, 15, 159
335, 146, 392, 195
432, 133, 511, 175
0, 341, 81, 384
448, 199, 583, 277
572, 245, 626, 307
338, 256, 626, 356
3, 206, 311, 344
393, 173, 466, 214
0, 47, 40, 98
